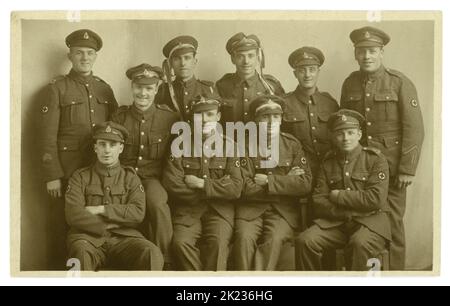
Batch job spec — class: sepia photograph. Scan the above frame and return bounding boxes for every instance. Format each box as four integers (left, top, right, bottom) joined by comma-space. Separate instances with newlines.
10, 10, 441, 277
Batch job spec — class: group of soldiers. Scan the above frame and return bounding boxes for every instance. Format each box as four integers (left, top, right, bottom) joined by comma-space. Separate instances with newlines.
39, 25, 424, 272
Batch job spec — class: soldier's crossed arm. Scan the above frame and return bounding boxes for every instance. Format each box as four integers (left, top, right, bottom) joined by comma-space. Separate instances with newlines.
65, 172, 107, 236
204, 157, 243, 200
267, 142, 312, 197
241, 157, 267, 199
161, 155, 198, 202
335, 156, 389, 213
101, 174, 146, 228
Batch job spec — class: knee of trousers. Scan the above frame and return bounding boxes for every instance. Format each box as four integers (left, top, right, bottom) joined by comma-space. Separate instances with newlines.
295, 231, 323, 254
172, 235, 196, 255
348, 234, 372, 253
143, 243, 164, 269
68, 240, 95, 261
145, 189, 169, 211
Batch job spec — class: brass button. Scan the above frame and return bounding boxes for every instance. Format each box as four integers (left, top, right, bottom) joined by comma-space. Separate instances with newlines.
367, 122, 372, 126
92, 123, 96, 127
63, 146, 67, 151
135, 168, 139, 171
140, 145, 144, 149
90, 109, 94, 113
366, 93, 370, 97
141, 120, 145, 123
345, 172, 350, 176
203, 175, 208, 179
184, 92, 188, 95
141, 132, 145, 136
138, 156, 143, 160
368, 136, 373, 140
366, 107, 371, 112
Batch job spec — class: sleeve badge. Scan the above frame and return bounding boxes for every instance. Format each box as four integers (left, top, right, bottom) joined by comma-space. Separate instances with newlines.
235, 160, 241, 168
410, 99, 418, 107
139, 185, 145, 193
378, 172, 386, 180
301, 157, 307, 165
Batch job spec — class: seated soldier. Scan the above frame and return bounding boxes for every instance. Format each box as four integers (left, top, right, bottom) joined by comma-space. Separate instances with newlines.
234, 95, 312, 271
162, 95, 243, 271
295, 109, 392, 271
65, 121, 164, 271
112, 63, 179, 269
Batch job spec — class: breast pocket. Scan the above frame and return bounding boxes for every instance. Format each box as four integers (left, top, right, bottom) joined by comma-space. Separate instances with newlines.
343, 92, 363, 106
351, 171, 369, 188
373, 92, 399, 121
110, 185, 127, 204
94, 97, 111, 122
283, 112, 308, 141
317, 113, 332, 141
148, 132, 171, 160
85, 185, 104, 206
209, 157, 228, 178
61, 95, 87, 125
182, 158, 201, 175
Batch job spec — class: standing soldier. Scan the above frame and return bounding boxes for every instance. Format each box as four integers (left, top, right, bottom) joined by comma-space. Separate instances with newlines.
216, 32, 285, 123
111, 63, 179, 269
162, 95, 243, 271
65, 121, 164, 271
282, 47, 339, 229
39, 29, 118, 269
340, 26, 424, 270
296, 110, 391, 271
156, 35, 217, 121
234, 95, 312, 270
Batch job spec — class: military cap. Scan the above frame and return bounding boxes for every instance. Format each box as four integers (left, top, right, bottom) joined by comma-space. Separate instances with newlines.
189, 95, 221, 113
350, 26, 390, 48
328, 109, 365, 132
226, 32, 261, 55
288, 46, 325, 68
93, 121, 129, 143
163, 35, 198, 58
65, 29, 103, 51
249, 95, 285, 118
126, 63, 163, 85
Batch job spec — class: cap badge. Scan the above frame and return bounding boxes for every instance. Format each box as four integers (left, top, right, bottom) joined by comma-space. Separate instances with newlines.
364, 31, 371, 39
84, 32, 90, 40
106, 125, 112, 133
302, 52, 312, 59
143, 69, 151, 78
341, 115, 347, 122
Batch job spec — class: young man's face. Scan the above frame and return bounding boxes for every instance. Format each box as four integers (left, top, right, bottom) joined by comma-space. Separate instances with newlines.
354, 46, 384, 73
132, 82, 159, 109
294, 65, 320, 90
232, 49, 259, 77
170, 52, 197, 80
332, 128, 362, 153
196, 108, 221, 136
256, 113, 282, 136
94, 139, 124, 167
68, 47, 97, 74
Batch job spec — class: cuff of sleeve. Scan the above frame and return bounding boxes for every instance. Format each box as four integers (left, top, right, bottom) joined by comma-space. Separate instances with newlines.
203, 178, 212, 198
336, 191, 346, 207
267, 174, 275, 195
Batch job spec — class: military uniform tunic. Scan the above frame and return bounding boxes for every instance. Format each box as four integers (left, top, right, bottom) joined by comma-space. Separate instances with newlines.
234, 132, 312, 270
340, 66, 424, 270
216, 73, 285, 123
111, 103, 179, 262
65, 162, 163, 271
162, 137, 243, 271
296, 145, 391, 271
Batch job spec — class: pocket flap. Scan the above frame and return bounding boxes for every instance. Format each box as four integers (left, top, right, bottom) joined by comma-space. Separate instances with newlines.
351, 171, 370, 181
327, 173, 343, 185
383, 135, 401, 148
57, 139, 79, 151
318, 113, 331, 122
209, 157, 227, 169
374, 92, 399, 102
182, 158, 201, 169
148, 133, 170, 144
110, 185, 126, 195
345, 92, 362, 102
61, 95, 85, 107
283, 112, 307, 122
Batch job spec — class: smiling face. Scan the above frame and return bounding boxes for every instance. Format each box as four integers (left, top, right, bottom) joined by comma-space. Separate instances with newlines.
354, 46, 384, 73
294, 65, 320, 90
132, 82, 160, 111
68, 47, 97, 75
94, 139, 124, 167
232, 49, 259, 79
170, 52, 197, 81
332, 128, 362, 153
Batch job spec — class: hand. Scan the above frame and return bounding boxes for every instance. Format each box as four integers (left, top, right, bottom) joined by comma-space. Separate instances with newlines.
46, 179, 62, 198
85, 206, 105, 215
396, 174, 415, 189
184, 175, 205, 189
329, 190, 340, 203
288, 166, 305, 176
254, 174, 269, 187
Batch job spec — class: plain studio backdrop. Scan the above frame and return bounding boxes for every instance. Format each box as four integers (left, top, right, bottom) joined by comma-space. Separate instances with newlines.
20, 18, 435, 271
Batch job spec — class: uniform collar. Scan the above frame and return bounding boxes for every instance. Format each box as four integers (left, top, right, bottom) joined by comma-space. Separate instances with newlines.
68, 68, 94, 84
175, 76, 197, 88
131, 103, 156, 120
335, 144, 362, 163
362, 65, 386, 82
295, 86, 318, 105
234, 72, 258, 88
94, 161, 121, 177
